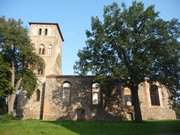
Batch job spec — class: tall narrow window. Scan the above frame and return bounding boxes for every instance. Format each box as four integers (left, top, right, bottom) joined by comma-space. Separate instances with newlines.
39, 28, 42, 35
47, 45, 52, 56
36, 89, 40, 101
37, 68, 44, 76
123, 87, 132, 106
45, 28, 48, 35
150, 84, 160, 106
39, 44, 45, 55
62, 82, 71, 105
42, 47, 45, 54
92, 83, 100, 105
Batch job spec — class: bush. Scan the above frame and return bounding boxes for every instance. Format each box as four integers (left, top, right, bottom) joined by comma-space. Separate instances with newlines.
0, 97, 8, 114
0, 114, 15, 122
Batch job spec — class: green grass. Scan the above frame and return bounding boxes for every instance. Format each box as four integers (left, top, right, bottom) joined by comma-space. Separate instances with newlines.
0, 120, 180, 135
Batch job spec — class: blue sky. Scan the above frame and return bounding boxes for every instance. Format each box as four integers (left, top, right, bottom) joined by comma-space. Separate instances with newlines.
1, 0, 180, 75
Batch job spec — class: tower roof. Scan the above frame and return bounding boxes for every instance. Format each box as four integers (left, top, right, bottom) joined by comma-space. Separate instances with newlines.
29, 22, 64, 41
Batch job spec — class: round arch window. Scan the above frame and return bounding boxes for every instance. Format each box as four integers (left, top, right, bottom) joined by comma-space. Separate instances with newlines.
62, 82, 71, 105
92, 83, 100, 105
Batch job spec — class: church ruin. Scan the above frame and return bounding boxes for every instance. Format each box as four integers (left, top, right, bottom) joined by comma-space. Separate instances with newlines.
16, 22, 176, 120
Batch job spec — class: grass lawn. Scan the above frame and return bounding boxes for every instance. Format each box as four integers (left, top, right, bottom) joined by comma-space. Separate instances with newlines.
0, 120, 180, 135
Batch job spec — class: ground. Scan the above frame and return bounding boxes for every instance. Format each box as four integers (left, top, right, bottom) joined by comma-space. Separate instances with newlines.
0, 120, 180, 135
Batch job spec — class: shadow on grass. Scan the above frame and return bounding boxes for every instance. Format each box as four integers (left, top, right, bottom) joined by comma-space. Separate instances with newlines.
0, 119, 180, 135
45, 120, 180, 135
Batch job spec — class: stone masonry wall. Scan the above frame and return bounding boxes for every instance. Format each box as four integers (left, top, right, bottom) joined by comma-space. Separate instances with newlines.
138, 81, 176, 120
43, 75, 133, 120
29, 23, 63, 76
17, 23, 63, 120
18, 76, 176, 120
16, 82, 44, 119
43, 75, 93, 120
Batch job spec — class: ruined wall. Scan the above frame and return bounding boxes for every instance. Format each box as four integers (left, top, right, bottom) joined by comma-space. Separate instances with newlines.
138, 81, 176, 120
16, 82, 44, 119
17, 77, 176, 120
43, 75, 93, 120
42, 75, 133, 121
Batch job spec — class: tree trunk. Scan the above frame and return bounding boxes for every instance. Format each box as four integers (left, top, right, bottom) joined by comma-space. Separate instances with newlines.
8, 60, 22, 115
131, 83, 142, 122
8, 61, 15, 114
7, 94, 16, 114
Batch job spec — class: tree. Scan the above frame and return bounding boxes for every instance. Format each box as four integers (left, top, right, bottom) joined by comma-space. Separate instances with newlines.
0, 17, 44, 114
74, 1, 180, 122
0, 55, 12, 97
0, 54, 12, 114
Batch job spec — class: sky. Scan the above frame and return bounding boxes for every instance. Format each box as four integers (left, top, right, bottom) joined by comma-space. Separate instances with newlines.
0, 0, 180, 75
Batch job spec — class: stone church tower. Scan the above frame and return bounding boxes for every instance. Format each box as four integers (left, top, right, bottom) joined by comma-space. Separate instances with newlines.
17, 22, 64, 119
29, 22, 64, 80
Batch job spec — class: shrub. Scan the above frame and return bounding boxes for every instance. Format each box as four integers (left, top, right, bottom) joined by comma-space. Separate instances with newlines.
0, 114, 15, 122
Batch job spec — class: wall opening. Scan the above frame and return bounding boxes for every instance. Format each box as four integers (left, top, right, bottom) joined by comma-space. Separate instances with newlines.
92, 83, 100, 105
76, 108, 85, 120
123, 87, 132, 106
39, 44, 45, 55
45, 28, 48, 35
62, 82, 71, 105
36, 89, 40, 101
38, 28, 42, 35
150, 84, 160, 106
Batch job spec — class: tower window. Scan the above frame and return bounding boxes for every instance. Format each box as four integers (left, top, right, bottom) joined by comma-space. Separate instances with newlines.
36, 89, 40, 101
39, 28, 42, 35
39, 44, 45, 55
150, 84, 160, 106
37, 68, 44, 76
47, 45, 52, 56
62, 82, 71, 105
92, 83, 100, 105
45, 28, 48, 35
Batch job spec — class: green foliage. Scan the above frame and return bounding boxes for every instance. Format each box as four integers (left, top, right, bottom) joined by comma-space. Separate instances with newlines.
20, 69, 38, 97
74, 1, 180, 121
0, 97, 7, 114
175, 103, 180, 116
0, 55, 12, 96
74, 1, 180, 98
0, 113, 16, 122
0, 17, 44, 96
95, 75, 121, 97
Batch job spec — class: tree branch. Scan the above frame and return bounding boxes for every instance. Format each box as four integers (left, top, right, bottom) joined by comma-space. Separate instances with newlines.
15, 78, 22, 91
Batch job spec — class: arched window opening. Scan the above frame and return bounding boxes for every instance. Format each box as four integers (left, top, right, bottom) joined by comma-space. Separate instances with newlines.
124, 87, 132, 106
37, 68, 44, 76
39, 44, 45, 55
38, 28, 42, 35
62, 82, 71, 105
36, 89, 40, 101
76, 108, 85, 120
42, 48, 45, 54
47, 45, 52, 56
126, 113, 133, 120
45, 28, 48, 35
150, 84, 160, 106
92, 83, 100, 105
